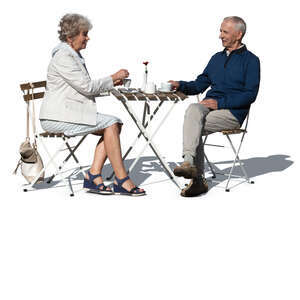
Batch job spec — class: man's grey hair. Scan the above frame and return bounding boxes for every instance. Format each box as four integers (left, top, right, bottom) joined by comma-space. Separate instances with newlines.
224, 16, 246, 38
58, 13, 92, 42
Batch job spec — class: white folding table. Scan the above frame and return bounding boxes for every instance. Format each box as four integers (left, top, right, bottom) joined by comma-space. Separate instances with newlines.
109, 88, 188, 189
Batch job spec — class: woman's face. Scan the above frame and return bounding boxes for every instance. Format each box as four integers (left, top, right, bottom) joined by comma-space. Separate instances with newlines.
68, 30, 90, 52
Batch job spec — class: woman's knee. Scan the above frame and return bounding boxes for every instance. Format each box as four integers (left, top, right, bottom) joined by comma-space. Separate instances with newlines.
106, 122, 122, 134
114, 122, 123, 134
118, 122, 123, 134
92, 129, 105, 136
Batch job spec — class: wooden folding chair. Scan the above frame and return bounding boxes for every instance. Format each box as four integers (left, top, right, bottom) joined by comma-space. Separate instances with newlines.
203, 111, 254, 192
20, 81, 87, 196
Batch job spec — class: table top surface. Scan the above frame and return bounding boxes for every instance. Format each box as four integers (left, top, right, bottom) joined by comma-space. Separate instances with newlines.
111, 88, 188, 101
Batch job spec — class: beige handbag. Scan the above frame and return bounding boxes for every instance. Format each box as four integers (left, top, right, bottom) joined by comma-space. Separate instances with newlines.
14, 84, 44, 183
18, 140, 44, 184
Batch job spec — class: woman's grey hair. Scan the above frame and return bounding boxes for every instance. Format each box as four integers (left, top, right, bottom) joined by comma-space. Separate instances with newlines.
224, 16, 246, 38
58, 13, 92, 42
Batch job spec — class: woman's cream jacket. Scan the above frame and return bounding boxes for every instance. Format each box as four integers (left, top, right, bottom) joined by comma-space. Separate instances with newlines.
39, 42, 113, 125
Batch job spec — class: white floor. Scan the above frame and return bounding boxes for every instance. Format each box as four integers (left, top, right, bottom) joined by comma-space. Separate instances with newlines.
3, 104, 299, 300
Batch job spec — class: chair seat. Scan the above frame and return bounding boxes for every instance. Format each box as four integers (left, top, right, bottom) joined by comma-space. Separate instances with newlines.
222, 129, 247, 135
40, 132, 65, 138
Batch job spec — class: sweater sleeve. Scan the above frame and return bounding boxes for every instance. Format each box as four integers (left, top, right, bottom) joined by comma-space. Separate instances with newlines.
217, 56, 260, 109
177, 60, 212, 95
52, 50, 114, 96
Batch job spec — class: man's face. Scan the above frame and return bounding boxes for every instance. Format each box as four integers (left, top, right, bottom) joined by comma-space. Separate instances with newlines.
219, 20, 242, 49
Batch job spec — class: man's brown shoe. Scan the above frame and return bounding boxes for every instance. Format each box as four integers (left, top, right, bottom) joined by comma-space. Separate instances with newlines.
174, 162, 198, 179
180, 176, 208, 197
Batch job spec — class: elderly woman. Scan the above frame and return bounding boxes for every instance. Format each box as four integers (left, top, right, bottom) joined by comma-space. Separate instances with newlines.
39, 13, 145, 196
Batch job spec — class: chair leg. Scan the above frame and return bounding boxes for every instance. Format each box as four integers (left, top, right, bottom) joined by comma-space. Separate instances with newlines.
40, 137, 73, 195
63, 138, 86, 178
24, 137, 71, 194
203, 132, 253, 192
47, 135, 87, 184
203, 136, 217, 178
204, 152, 216, 178
224, 134, 252, 191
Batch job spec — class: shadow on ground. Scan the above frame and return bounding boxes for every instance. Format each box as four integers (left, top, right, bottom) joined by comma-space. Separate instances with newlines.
204, 154, 294, 190
30, 154, 293, 192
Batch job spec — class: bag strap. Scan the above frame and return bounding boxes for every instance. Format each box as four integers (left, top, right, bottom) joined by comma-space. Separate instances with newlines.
13, 159, 22, 175
14, 82, 39, 175
29, 83, 37, 147
26, 97, 30, 141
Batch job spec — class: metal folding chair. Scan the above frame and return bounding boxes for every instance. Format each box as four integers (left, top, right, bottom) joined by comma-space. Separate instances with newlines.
203, 111, 254, 192
20, 81, 87, 196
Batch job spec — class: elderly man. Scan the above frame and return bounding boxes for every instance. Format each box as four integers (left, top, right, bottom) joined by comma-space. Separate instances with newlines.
169, 16, 260, 197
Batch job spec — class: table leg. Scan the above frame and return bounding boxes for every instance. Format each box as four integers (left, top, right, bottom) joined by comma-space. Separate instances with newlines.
106, 100, 165, 180
121, 99, 182, 189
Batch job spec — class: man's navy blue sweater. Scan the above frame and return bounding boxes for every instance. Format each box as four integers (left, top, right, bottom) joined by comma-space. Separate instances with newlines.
178, 45, 260, 125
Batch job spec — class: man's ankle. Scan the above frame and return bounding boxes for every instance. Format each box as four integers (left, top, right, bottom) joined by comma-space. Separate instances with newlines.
183, 154, 194, 165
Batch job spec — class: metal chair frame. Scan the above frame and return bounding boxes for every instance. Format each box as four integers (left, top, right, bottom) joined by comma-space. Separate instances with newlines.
203, 111, 254, 192
20, 81, 87, 196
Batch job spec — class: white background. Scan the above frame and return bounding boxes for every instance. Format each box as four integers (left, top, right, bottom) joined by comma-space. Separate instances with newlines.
1, 0, 300, 299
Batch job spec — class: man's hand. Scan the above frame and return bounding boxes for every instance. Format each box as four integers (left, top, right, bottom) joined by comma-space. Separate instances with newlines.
168, 80, 180, 90
200, 99, 218, 110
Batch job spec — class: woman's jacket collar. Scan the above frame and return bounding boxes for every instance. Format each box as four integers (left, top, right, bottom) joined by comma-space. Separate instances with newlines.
51, 42, 86, 65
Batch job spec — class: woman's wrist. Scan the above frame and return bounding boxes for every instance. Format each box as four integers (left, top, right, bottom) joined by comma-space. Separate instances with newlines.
111, 74, 118, 82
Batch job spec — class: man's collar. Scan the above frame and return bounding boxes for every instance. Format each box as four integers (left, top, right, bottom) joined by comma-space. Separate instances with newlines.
223, 44, 247, 56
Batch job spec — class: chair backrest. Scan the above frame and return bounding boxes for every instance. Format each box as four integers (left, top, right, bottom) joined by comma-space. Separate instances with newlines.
20, 81, 47, 138
20, 81, 46, 102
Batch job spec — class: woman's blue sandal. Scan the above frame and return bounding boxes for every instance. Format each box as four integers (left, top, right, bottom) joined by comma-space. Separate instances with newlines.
113, 176, 146, 196
83, 171, 114, 195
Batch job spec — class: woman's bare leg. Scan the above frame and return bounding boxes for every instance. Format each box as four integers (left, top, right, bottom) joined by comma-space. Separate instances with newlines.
85, 132, 111, 191
103, 123, 144, 192
90, 136, 107, 174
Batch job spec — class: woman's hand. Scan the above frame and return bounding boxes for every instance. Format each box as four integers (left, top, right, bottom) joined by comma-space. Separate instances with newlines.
113, 79, 123, 86
111, 69, 129, 85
